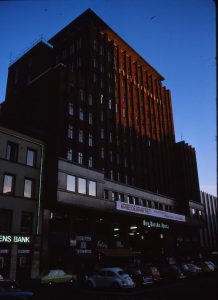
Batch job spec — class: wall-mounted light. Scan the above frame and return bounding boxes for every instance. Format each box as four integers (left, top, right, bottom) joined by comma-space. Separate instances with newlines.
129, 232, 135, 236
113, 227, 119, 231
130, 225, 137, 230
160, 233, 164, 239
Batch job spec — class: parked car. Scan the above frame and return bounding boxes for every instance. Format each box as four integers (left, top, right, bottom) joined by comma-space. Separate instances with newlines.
143, 264, 162, 282
179, 263, 202, 276
85, 267, 135, 289
195, 261, 215, 272
0, 279, 33, 299
205, 260, 218, 271
158, 264, 186, 280
125, 267, 153, 286
40, 269, 77, 285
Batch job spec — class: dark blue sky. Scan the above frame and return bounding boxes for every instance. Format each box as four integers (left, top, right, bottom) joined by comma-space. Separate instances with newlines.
0, 0, 216, 195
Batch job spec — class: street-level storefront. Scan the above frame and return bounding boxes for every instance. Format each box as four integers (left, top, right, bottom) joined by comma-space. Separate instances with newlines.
0, 234, 39, 280
46, 202, 202, 274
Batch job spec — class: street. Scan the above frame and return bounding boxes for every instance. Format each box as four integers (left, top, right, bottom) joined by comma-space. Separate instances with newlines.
29, 272, 218, 300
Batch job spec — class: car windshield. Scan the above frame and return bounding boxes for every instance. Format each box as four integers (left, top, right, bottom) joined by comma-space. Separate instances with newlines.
48, 270, 65, 276
118, 270, 127, 276
181, 264, 189, 270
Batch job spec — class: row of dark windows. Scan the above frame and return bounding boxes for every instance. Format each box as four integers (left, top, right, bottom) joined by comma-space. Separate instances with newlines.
104, 189, 174, 212
0, 209, 33, 234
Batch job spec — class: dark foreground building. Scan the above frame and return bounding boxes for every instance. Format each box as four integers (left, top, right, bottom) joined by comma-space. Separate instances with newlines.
0, 9, 204, 277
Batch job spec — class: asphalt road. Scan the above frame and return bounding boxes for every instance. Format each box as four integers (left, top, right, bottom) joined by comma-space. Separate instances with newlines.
30, 273, 218, 300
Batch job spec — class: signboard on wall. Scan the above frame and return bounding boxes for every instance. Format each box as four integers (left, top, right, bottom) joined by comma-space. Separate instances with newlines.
0, 235, 31, 244
76, 235, 92, 254
116, 202, 186, 222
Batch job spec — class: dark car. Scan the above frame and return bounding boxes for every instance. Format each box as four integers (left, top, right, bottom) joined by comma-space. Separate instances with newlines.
126, 267, 153, 286
0, 279, 33, 299
143, 264, 162, 282
158, 264, 186, 280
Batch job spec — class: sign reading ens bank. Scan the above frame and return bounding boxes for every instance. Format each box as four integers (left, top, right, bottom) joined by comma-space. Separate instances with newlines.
116, 202, 185, 222
0, 235, 31, 244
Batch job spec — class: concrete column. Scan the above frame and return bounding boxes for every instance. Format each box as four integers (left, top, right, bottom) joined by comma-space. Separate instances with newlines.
9, 243, 18, 280
31, 236, 41, 279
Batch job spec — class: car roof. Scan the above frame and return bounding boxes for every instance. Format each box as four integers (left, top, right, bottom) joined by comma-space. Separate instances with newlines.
100, 267, 123, 272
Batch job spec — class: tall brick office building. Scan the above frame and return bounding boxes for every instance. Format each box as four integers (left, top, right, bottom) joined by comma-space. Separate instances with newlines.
1, 9, 204, 274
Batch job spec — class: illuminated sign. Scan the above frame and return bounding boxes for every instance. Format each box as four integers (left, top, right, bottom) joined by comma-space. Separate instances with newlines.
143, 220, 170, 229
0, 235, 31, 244
116, 202, 186, 222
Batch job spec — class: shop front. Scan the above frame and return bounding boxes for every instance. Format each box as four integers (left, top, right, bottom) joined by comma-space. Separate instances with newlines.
0, 234, 34, 280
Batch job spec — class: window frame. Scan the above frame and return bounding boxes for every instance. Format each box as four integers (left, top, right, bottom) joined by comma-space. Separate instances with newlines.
2, 173, 15, 195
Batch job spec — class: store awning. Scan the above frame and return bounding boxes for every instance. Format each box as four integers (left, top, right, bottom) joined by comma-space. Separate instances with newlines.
98, 248, 141, 257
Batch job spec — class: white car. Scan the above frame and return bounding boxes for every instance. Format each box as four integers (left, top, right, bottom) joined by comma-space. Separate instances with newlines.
86, 267, 135, 289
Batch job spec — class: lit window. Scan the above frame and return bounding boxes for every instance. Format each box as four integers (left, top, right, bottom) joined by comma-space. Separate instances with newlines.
26, 148, 36, 167
192, 208, 196, 215
79, 130, 83, 143
100, 94, 104, 104
67, 148, 73, 161
88, 134, 93, 146
78, 152, 83, 164
88, 94, 93, 105
88, 181, 96, 196
6, 142, 18, 162
67, 175, 75, 192
24, 179, 34, 198
78, 177, 86, 194
88, 156, 93, 167
3, 174, 15, 195
69, 102, 74, 115
88, 113, 93, 125
79, 109, 84, 120
67, 125, 73, 139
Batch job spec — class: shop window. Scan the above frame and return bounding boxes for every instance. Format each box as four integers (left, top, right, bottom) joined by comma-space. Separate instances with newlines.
26, 148, 37, 167
24, 178, 34, 198
0, 209, 12, 232
67, 175, 75, 192
88, 180, 96, 196
6, 142, 18, 162
78, 178, 86, 194
21, 211, 33, 234
3, 174, 15, 195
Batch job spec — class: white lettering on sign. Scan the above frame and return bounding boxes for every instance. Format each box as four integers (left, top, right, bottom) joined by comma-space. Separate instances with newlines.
97, 240, 108, 249
76, 249, 92, 254
116, 202, 186, 222
76, 236, 91, 241
143, 220, 170, 229
0, 235, 31, 244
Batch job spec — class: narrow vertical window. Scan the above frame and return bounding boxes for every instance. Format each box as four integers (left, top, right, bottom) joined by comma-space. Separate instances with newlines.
78, 152, 83, 164
79, 109, 84, 120
67, 175, 76, 192
26, 148, 37, 167
88, 134, 93, 146
78, 177, 86, 194
67, 148, 73, 161
24, 179, 34, 198
109, 99, 112, 109
79, 130, 83, 143
101, 148, 104, 159
88, 156, 93, 168
100, 128, 104, 139
88, 94, 93, 105
21, 212, 33, 234
88, 113, 93, 125
3, 174, 15, 195
69, 102, 74, 115
100, 94, 104, 104
67, 125, 73, 139
80, 89, 84, 101
88, 181, 96, 196
6, 142, 18, 162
